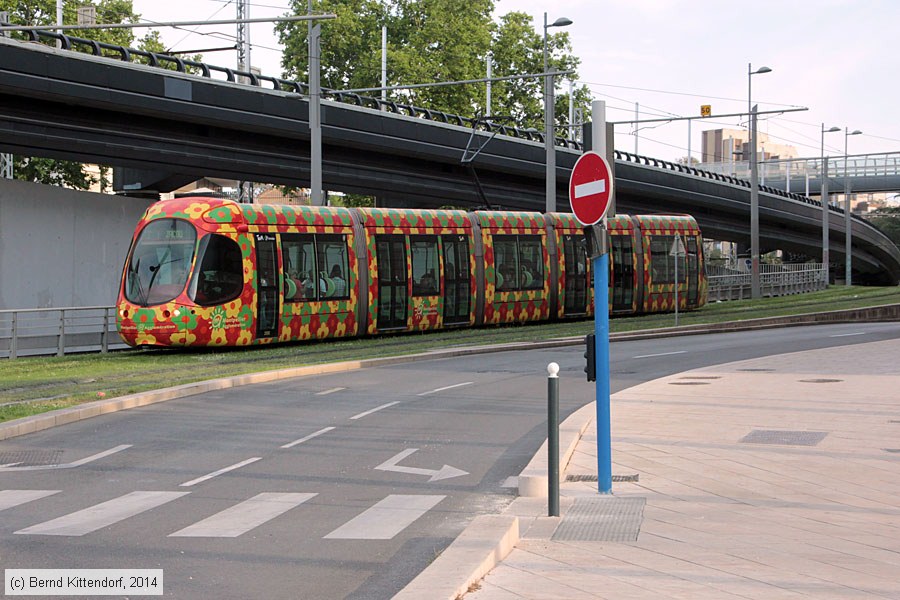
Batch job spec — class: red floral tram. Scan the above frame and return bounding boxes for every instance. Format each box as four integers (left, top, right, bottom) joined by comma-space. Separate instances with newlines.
116, 197, 706, 348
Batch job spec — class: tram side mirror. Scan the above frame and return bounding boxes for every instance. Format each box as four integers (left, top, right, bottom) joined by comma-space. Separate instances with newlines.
583, 224, 607, 259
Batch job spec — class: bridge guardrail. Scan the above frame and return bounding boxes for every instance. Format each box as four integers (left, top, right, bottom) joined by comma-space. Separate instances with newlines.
0, 306, 127, 359
706, 264, 827, 302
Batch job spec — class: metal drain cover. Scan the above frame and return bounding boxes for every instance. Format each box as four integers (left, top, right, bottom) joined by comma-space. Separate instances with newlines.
798, 378, 843, 383
738, 368, 775, 372
740, 430, 828, 446
669, 381, 710, 385
0, 449, 63, 467
552, 497, 645, 542
567, 474, 640, 483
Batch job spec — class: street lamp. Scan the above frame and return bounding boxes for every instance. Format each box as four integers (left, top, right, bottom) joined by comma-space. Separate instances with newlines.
821, 124, 841, 284
844, 128, 862, 286
543, 13, 572, 213
747, 63, 771, 299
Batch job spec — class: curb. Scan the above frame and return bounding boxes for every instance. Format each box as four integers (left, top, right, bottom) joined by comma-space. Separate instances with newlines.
392, 515, 520, 600
517, 403, 595, 497
2, 303, 896, 442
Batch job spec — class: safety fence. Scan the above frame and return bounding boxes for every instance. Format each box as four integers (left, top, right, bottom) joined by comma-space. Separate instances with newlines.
706, 264, 827, 302
0, 306, 126, 359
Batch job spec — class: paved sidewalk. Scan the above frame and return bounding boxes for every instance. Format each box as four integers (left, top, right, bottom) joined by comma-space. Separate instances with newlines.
464, 337, 900, 599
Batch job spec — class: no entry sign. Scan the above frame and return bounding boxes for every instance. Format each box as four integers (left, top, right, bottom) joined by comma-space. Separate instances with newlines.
569, 151, 613, 226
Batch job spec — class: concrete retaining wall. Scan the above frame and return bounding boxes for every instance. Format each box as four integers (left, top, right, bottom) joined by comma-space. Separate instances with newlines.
0, 179, 152, 309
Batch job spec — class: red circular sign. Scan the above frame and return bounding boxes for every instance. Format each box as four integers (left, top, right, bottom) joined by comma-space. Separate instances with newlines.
569, 151, 613, 225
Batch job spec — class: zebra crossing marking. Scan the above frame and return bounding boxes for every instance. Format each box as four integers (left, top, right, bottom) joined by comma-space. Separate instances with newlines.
323, 494, 445, 540
14, 491, 188, 536
170, 492, 317, 538
0, 490, 60, 511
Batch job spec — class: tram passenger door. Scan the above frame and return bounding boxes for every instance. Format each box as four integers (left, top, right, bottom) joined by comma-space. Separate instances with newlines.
441, 235, 470, 324
562, 234, 589, 316
610, 234, 634, 313
376, 235, 408, 330
686, 237, 699, 306
255, 234, 279, 339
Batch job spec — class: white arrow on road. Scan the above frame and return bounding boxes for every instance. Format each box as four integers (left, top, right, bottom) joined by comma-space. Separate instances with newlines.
375, 449, 468, 482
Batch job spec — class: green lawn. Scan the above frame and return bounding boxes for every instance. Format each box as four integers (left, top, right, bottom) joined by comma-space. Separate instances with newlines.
2, 285, 898, 423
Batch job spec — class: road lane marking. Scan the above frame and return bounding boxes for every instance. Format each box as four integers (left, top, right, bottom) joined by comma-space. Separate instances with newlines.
281, 427, 335, 449
350, 401, 400, 420
0, 490, 60, 512
15, 491, 188, 536
374, 449, 468, 482
632, 350, 687, 359
0, 445, 131, 472
829, 332, 866, 338
169, 492, 317, 538
179, 457, 262, 487
316, 387, 346, 396
416, 381, 474, 396
323, 494, 445, 540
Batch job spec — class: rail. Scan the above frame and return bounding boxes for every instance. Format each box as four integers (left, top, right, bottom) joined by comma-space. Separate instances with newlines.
0, 306, 127, 359
706, 264, 827, 302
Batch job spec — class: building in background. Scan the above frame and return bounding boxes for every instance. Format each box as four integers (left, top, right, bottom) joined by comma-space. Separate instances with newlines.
701, 128, 798, 167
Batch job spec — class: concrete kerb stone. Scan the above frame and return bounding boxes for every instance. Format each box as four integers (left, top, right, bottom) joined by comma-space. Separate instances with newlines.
392, 514, 519, 600
1, 303, 895, 443
518, 402, 595, 497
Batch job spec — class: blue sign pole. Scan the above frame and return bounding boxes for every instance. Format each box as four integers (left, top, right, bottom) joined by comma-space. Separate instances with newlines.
593, 241, 612, 494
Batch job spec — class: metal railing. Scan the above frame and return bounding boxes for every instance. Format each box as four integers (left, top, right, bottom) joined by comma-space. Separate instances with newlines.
706, 264, 827, 302
0, 306, 127, 359
700, 152, 900, 189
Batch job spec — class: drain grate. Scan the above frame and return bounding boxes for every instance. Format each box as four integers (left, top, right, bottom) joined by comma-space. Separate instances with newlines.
798, 378, 843, 384
740, 430, 828, 446
669, 381, 710, 385
0, 449, 63, 467
738, 368, 775, 372
884, 449, 900, 454
679, 376, 722, 380
552, 496, 646, 542
567, 474, 639, 483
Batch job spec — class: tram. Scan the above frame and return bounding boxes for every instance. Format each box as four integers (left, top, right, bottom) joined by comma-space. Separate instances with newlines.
116, 197, 706, 348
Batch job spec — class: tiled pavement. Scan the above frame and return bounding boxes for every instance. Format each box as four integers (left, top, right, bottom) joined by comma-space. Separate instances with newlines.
464, 337, 900, 599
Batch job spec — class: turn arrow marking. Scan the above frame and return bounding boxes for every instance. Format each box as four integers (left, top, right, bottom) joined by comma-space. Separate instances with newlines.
375, 448, 468, 482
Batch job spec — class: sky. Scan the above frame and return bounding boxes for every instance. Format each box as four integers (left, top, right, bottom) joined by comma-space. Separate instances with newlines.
129, 0, 900, 164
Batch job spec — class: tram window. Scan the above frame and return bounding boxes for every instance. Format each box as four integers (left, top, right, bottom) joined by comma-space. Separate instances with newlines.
518, 236, 543, 290
281, 234, 349, 301
281, 235, 316, 301
191, 234, 243, 305
317, 236, 349, 299
649, 235, 686, 285
493, 235, 543, 291
411, 236, 439, 296
126, 218, 197, 306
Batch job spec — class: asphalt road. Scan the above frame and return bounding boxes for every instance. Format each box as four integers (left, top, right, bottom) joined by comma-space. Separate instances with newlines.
1, 322, 897, 599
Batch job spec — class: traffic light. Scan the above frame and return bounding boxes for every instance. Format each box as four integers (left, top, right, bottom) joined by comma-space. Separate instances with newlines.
584, 333, 596, 382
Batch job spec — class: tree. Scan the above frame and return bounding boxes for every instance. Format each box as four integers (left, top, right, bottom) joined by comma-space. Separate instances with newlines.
0, 0, 172, 189
866, 207, 900, 247
277, 1, 589, 131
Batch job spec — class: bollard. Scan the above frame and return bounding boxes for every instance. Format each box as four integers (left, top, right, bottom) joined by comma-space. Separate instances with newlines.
547, 362, 560, 517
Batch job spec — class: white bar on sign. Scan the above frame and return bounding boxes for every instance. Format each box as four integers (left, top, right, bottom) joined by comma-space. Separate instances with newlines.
574, 179, 606, 199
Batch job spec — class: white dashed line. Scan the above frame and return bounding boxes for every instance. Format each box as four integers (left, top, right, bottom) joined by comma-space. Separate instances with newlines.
281, 427, 336, 449
180, 457, 261, 487
417, 381, 474, 396
350, 401, 400, 420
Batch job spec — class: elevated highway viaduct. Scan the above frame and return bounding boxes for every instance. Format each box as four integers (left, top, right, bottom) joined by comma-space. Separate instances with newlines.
0, 35, 898, 284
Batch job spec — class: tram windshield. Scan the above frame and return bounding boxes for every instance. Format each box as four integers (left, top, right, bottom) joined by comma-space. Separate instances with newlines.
124, 219, 197, 306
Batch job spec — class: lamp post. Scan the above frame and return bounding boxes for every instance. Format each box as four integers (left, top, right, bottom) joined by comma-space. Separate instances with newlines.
543, 13, 572, 213
747, 63, 771, 299
821, 124, 841, 283
844, 128, 862, 286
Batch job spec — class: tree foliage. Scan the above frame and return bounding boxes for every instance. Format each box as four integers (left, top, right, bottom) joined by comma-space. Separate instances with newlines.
0, 0, 171, 189
866, 207, 900, 247
277, 1, 590, 131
